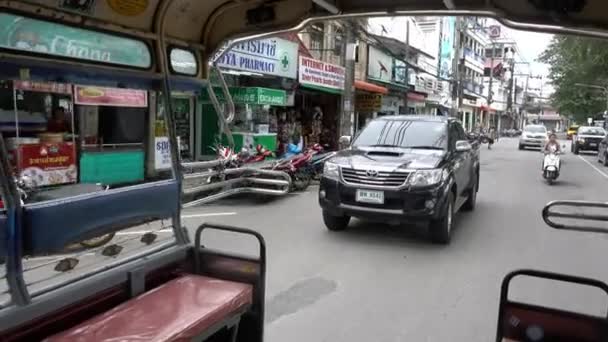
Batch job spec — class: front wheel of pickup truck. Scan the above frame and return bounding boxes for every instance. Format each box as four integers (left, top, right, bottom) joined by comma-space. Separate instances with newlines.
429, 192, 454, 244
323, 210, 350, 231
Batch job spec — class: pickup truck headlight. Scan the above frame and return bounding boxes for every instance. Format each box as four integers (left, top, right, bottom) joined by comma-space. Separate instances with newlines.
323, 162, 340, 181
578, 137, 585, 143
407, 168, 447, 187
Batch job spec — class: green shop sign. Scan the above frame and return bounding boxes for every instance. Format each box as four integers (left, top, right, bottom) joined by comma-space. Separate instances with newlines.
0, 13, 151, 68
201, 87, 287, 106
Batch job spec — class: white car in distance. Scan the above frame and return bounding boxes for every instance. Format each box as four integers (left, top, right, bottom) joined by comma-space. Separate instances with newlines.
519, 125, 549, 150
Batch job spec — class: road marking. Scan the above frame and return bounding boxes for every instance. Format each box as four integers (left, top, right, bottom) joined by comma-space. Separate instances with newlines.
115, 229, 174, 236
24, 252, 96, 261
578, 155, 608, 179
181, 212, 237, 218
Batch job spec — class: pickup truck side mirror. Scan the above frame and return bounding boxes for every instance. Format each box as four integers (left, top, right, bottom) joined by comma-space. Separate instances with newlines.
455, 140, 472, 152
338, 135, 351, 146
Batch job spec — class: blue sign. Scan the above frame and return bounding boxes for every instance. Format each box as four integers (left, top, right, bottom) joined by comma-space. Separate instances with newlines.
439, 17, 455, 80
216, 37, 298, 79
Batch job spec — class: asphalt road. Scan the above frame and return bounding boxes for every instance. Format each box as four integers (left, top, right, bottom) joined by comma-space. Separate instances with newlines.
4, 137, 608, 341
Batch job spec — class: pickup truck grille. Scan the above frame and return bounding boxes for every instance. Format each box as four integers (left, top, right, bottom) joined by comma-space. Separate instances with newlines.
341, 167, 410, 187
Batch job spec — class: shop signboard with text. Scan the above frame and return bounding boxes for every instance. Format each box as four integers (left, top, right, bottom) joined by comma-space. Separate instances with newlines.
356, 93, 382, 112
16, 142, 77, 186
0, 13, 151, 68
298, 56, 345, 92
13, 81, 71, 94
74, 86, 148, 107
200, 87, 286, 106
215, 37, 298, 79
367, 46, 393, 83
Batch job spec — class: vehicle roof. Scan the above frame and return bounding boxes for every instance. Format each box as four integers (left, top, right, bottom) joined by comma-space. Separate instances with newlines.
578, 126, 605, 129
11, 1, 608, 72
377, 115, 450, 123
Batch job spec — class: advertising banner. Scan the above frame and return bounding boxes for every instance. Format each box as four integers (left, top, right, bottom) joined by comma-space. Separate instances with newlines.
356, 93, 382, 112
439, 17, 455, 80
74, 85, 148, 107
16, 142, 77, 186
154, 136, 173, 170
216, 37, 298, 79
200, 87, 287, 106
13, 81, 72, 95
298, 56, 345, 92
367, 46, 393, 83
0, 13, 151, 67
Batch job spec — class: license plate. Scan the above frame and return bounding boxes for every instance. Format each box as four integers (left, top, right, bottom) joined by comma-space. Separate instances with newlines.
356, 189, 384, 204
590, 143, 598, 147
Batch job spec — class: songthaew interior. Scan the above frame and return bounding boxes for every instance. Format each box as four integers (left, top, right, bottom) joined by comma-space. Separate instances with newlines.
1, 0, 608, 342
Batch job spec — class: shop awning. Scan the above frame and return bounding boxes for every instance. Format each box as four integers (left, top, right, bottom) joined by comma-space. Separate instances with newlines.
355, 80, 388, 94
407, 92, 426, 102
480, 105, 497, 113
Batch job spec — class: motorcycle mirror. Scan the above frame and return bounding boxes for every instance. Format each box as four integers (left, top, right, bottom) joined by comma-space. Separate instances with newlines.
542, 200, 608, 234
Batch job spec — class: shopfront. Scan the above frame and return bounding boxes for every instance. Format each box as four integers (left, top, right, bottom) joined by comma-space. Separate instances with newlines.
460, 97, 481, 132
0, 80, 77, 187
75, 85, 148, 185
297, 56, 345, 149
199, 86, 288, 154
354, 80, 388, 131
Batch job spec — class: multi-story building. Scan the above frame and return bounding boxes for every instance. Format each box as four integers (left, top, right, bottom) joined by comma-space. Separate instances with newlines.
458, 16, 489, 131
482, 23, 523, 131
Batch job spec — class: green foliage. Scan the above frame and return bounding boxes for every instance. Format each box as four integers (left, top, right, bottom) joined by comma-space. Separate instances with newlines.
539, 35, 608, 122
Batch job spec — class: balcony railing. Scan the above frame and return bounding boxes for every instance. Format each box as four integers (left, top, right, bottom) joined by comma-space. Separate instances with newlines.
463, 48, 486, 65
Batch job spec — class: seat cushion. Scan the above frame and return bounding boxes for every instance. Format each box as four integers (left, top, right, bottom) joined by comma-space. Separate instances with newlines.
44, 275, 253, 342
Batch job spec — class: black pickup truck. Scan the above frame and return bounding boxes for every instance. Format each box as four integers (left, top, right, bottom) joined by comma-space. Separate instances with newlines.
318, 115, 480, 244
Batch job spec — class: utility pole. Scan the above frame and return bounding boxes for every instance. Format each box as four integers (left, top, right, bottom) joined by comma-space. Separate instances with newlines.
404, 19, 410, 112
451, 17, 462, 118
340, 20, 356, 139
487, 41, 495, 130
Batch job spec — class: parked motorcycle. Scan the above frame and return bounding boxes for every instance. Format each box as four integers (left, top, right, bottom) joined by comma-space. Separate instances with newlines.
272, 144, 315, 191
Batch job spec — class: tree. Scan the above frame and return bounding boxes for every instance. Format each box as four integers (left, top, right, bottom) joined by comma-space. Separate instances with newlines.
539, 35, 608, 122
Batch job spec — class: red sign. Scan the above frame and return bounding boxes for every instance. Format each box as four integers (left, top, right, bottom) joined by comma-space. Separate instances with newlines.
13, 81, 72, 95
16, 143, 77, 186
74, 85, 148, 107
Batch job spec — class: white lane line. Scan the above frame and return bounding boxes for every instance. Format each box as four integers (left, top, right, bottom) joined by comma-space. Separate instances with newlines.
578, 155, 608, 179
24, 252, 96, 261
115, 229, 173, 236
181, 212, 237, 218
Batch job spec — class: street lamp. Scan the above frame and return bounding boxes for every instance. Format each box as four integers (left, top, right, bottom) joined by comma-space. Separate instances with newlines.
574, 83, 608, 116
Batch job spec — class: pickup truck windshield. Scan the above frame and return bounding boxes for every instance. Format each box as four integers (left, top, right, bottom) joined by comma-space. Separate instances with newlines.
578, 127, 605, 135
353, 120, 447, 149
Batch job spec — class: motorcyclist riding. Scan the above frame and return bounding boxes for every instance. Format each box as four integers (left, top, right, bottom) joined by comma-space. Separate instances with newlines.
544, 133, 561, 153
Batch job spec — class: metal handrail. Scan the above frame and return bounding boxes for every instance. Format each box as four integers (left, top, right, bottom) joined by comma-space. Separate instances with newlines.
206, 66, 235, 149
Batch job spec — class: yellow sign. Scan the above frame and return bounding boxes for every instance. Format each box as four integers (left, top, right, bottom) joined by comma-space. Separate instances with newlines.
356, 93, 382, 112
107, 0, 148, 16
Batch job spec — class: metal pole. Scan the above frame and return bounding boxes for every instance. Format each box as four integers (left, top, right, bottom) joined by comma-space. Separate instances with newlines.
404, 19, 410, 113
340, 20, 356, 139
488, 42, 495, 131
451, 17, 462, 118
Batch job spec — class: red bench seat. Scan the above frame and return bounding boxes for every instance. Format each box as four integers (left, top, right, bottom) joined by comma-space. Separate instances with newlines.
44, 274, 253, 342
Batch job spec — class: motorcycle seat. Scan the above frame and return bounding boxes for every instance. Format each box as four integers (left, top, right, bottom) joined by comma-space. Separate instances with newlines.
43, 274, 253, 341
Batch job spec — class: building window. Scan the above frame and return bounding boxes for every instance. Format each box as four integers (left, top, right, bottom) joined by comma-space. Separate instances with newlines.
334, 26, 344, 55
310, 23, 324, 53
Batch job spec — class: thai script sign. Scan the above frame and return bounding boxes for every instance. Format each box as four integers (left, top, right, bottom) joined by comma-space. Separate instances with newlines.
16, 142, 77, 186
298, 56, 345, 91
74, 86, 148, 107
13, 81, 72, 95
0, 13, 151, 68
216, 38, 298, 79
356, 93, 382, 112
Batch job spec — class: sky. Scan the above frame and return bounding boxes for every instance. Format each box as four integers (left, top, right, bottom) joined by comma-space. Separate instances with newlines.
501, 25, 554, 96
